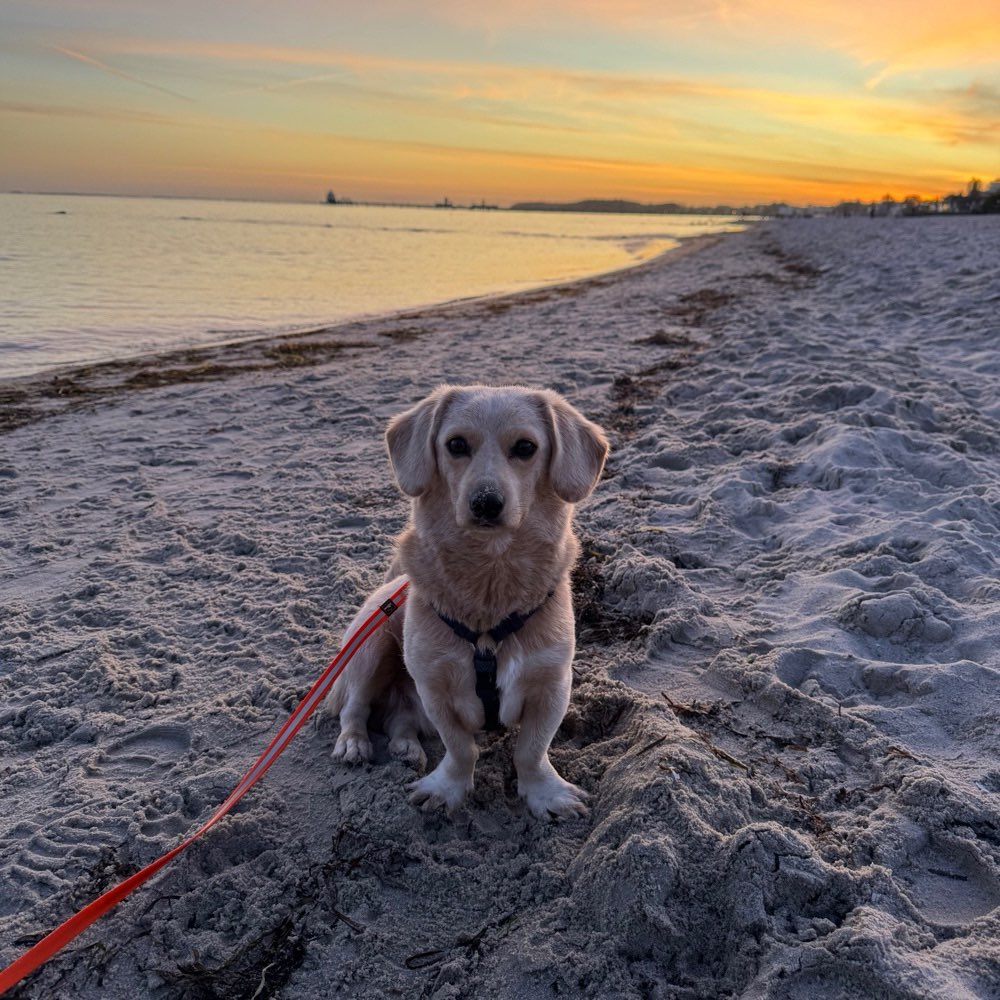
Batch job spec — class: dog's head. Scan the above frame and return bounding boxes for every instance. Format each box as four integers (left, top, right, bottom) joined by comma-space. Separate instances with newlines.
386, 384, 608, 532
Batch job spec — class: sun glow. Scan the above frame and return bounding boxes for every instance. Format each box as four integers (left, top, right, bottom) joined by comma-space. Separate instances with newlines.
1, 1, 996, 206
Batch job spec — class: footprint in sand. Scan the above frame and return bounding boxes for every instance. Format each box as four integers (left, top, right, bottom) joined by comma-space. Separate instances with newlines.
0, 809, 119, 916
3, 725, 195, 915
897, 840, 1000, 927
89, 722, 192, 776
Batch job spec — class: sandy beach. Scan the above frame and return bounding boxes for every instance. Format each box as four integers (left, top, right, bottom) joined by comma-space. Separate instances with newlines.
2, 217, 999, 999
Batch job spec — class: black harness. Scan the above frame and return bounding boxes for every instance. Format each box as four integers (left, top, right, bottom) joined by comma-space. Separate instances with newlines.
437, 597, 550, 731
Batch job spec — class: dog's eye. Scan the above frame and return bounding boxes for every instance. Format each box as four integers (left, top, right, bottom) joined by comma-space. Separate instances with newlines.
446, 436, 470, 457
511, 439, 537, 460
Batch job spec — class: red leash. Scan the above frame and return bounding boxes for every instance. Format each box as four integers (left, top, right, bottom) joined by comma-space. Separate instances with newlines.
0, 580, 409, 995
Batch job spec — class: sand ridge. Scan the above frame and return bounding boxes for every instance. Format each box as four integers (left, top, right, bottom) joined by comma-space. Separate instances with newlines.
1, 218, 999, 998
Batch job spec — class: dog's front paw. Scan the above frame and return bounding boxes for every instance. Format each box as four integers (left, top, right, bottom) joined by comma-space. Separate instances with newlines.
407, 766, 471, 814
332, 732, 372, 764
519, 774, 589, 820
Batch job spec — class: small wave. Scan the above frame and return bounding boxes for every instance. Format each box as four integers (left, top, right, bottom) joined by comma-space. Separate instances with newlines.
372, 225, 458, 235
177, 215, 335, 232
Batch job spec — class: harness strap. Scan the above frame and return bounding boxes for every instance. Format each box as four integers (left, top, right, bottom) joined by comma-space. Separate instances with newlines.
472, 648, 503, 732
437, 596, 551, 731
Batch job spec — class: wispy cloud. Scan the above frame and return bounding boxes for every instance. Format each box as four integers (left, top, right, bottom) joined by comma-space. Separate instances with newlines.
50, 45, 195, 102
124, 37, 1000, 184
0, 98, 185, 126
224, 71, 349, 97
3, 0, 994, 204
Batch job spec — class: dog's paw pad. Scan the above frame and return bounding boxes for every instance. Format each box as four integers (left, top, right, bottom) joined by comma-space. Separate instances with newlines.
332, 734, 372, 764
389, 737, 427, 772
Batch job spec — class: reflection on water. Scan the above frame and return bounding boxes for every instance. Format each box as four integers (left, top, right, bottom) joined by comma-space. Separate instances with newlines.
0, 194, 745, 378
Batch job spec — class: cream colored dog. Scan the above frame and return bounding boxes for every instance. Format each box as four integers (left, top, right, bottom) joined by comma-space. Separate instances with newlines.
321, 384, 608, 819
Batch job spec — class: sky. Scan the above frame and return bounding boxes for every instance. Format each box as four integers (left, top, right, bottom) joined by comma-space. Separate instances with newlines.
1, 1, 998, 207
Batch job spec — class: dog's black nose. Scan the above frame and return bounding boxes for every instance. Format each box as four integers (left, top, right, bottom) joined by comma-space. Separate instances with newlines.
470, 488, 505, 523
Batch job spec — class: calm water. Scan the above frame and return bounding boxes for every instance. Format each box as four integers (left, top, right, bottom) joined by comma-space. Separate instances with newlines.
0, 193, 744, 378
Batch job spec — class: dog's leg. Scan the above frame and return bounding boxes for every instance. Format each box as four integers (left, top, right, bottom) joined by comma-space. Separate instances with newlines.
408, 724, 478, 812
384, 680, 428, 772
331, 686, 375, 763
406, 679, 481, 813
322, 580, 407, 765
327, 635, 390, 763
512, 662, 589, 819
400, 605, 482, 812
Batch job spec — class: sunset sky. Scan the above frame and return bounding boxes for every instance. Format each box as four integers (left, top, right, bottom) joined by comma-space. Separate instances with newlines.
2, 1, 998, 207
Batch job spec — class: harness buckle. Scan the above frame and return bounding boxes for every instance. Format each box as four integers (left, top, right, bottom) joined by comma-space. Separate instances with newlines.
472, 647, 498, 676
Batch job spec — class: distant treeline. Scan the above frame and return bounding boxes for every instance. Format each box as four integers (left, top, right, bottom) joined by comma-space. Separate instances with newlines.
513, 180, 1000, 219
510, 199, 745, 216
831, 179, 1000, 217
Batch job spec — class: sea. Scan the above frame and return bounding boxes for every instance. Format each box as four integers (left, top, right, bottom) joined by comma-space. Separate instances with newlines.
0, 193, 746, 379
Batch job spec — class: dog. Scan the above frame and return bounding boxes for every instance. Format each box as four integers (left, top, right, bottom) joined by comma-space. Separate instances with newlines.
320, 384, 608, 819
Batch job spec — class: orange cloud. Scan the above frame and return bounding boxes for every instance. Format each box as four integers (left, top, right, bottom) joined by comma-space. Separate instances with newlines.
414, 0, 1000, 74
5, 4, 996, 206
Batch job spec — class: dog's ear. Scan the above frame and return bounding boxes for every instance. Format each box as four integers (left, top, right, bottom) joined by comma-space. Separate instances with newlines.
385, 385, 459, 496
542, 391, 609, 503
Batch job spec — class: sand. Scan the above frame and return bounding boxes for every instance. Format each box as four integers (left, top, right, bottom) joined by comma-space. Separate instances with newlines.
2, 217, 999, 999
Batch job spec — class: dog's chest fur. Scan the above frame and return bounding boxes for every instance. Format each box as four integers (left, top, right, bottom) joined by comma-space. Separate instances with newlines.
395, 515, 577, 633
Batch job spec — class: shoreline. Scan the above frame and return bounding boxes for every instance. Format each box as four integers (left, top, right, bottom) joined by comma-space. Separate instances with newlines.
0, 232, 727, 433
2, 216, 998, 999
2, 192, 746, 388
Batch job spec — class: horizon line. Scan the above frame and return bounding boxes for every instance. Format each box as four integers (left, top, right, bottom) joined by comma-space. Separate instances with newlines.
4, 185, 995, 213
